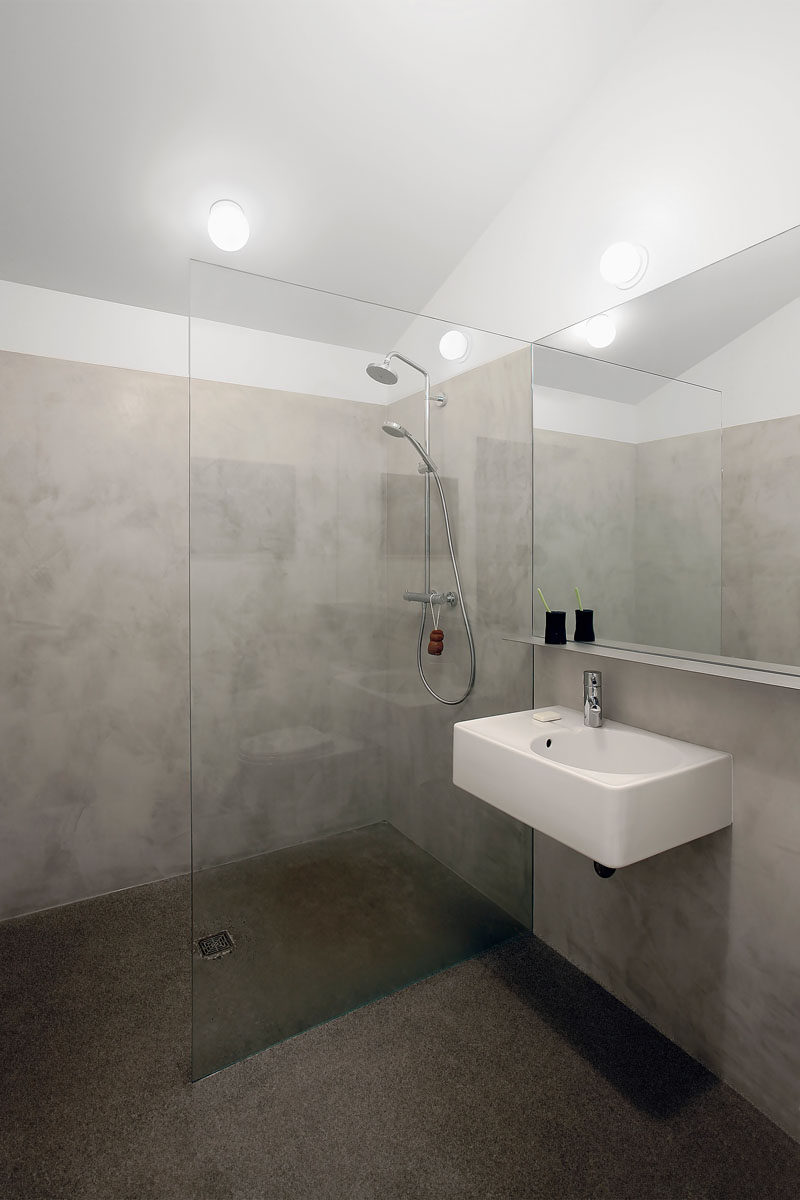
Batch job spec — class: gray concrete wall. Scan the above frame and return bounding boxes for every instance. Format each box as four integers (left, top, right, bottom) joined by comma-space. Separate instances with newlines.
722, 413, 800, 667
533, 425, 722, 654
0, 350, 189, 917
633, 429, 721, 653
532, 429, 635, 642
189, 379, 389, 870
0, 347, 534, 927
533, 646, 800, 1140
385, 349, 534, 925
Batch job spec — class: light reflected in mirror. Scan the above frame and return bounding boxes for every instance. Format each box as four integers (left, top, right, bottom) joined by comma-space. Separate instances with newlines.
536, 222, 800, 676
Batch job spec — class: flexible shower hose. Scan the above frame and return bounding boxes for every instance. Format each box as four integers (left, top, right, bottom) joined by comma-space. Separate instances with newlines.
415, 469, 476, 705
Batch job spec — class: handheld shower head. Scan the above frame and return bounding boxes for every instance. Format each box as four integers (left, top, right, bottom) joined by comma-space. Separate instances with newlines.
381, 421, 438, 474
366, 359, 398, 385
381, 420, 406, 438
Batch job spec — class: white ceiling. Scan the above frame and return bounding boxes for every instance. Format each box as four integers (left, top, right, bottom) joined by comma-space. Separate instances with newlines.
0, 0, 660, 317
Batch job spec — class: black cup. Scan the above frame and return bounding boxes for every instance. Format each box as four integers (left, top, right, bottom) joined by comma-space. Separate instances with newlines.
544, 610, 567, 644
574, 608, 595, 642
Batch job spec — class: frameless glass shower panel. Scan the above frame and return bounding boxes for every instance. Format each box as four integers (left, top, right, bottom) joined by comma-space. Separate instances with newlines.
190, 263, 533, 1078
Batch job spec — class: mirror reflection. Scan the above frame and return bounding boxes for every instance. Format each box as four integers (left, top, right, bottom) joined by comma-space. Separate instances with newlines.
537, 222, 800, 675
532, 348, 721, 657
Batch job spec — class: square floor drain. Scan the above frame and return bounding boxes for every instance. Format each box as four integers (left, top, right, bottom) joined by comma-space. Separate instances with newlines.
197, 930, 235, 959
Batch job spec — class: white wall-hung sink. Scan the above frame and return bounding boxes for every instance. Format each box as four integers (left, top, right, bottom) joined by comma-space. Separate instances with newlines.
453, 706, 732, 868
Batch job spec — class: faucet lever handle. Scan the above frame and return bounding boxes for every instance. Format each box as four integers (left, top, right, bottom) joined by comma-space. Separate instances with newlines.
583, 670, 603, 727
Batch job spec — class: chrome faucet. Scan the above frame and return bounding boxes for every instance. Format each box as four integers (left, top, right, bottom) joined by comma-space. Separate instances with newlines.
583, 670, 603, 727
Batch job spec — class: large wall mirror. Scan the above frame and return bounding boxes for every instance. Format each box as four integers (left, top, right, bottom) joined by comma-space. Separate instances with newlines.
533, 222, 800, 680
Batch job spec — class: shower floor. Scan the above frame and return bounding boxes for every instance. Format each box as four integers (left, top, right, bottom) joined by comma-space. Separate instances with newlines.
192, 821, 525, 1078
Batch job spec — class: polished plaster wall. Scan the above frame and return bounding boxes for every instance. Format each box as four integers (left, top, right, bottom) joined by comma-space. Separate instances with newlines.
686, 295, 800, 667
0, 342, 534, 925
0, 349, 388, 916
532, 429, 635, 642
191, 354, 535, 916
385, 348, 534, 925
534, 401, 800, 666
532, 424, 721, 652
0, 350, 189, 918
633, 429, 721, 654
189, 379, 388, 869
722, 415, 800, 667
533, 645, 800, 1140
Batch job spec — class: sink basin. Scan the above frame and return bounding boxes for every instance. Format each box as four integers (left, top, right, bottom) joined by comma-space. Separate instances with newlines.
529, 726, 690, 775
453, 706, 731, 868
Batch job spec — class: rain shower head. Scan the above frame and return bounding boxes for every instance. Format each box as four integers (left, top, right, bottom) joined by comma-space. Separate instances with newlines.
367, 350, 429, 388
366, 359, 398, 385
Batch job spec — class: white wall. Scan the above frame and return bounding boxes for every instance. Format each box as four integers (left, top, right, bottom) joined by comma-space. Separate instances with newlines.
0, 279, 528, 405
0, 280, 187, 378
533, 385, 637, 441
0, 279, 391, 404
424, 0, 800, 344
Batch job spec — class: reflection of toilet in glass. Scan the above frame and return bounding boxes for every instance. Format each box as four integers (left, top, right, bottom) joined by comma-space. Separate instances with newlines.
237, 725, 371, 852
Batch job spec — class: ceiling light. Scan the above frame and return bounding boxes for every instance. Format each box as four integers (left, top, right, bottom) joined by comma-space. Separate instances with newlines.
599, 242, 648, 289
438, 329, 471, 362
208, 200, 250, 252
585, 314, 616, 349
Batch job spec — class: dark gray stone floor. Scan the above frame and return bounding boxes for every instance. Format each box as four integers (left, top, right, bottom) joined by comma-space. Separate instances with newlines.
2, 867, 800, 1199
192, 822, 525, 1077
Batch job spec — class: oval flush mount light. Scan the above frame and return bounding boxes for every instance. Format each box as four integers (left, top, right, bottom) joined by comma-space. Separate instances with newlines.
438, 329, 471, 362
585, 314, 616, 349
599, 241, 648, 289
208, 200, 250, 252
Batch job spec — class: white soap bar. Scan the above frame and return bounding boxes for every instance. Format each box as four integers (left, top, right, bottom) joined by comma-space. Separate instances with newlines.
532, 710, 561, 722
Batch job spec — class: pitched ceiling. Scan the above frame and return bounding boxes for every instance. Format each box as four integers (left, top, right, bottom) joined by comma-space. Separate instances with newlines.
0, 0, 660, 316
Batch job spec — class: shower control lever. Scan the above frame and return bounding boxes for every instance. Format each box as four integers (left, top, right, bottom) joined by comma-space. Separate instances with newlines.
403, 590, 458, 607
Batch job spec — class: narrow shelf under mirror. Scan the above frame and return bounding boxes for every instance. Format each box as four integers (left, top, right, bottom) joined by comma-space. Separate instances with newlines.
506, 635, 800, 691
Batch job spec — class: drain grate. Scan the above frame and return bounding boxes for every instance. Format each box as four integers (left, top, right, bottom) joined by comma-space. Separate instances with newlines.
197, 930, 235, 959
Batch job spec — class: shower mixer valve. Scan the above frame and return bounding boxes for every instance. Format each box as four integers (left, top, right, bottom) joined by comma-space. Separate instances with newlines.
402, 590, 457, 606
